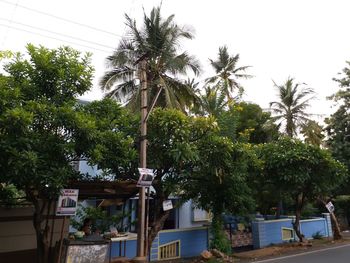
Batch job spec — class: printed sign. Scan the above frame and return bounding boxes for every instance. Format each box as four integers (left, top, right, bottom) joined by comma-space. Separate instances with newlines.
56, 189, 79, 216
162, 200, 173, 211
326, 201, 335, 213
137, 168, 154, 187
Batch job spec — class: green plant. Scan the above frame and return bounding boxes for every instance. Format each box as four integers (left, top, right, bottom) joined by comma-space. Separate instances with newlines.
210, 215, 231, 254
71, 204, 134, 233
312, 231, 324, 240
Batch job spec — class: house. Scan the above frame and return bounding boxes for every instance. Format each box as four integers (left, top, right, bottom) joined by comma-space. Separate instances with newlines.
73, 161, 211, 261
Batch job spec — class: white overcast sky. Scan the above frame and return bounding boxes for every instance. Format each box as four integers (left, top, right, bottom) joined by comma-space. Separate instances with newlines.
1, 0, 350, 120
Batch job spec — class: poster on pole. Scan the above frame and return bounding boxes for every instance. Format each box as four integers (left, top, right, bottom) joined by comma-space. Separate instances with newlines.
137, 168, 154, 187
56, 189, 79, 216
326, 201, 335, 213
162, 200, 173, 211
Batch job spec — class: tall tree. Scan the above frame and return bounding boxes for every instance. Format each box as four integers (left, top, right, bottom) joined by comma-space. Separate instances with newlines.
100, 6, 200, 112
0, 45, 135, 263
301, 120, 324, 146
257, 138, 347, 242
182, 137, 257, 253
325, 61, 350, 171
270, 77, 315, 137
207, 46, 252, 101
196, 86, 228, 117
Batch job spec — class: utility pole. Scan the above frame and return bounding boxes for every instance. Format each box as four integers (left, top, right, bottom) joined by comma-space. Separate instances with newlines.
135, 59, 147, 262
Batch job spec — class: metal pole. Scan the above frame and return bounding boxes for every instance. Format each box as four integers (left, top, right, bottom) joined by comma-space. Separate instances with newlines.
136, 59, 147, 261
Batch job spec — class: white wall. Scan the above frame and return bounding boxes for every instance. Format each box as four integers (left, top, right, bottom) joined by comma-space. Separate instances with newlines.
178, 200, 210, 229
78, 160, 102, 177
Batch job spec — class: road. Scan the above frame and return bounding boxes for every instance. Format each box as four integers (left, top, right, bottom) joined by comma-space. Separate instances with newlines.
253, 243, 350, 263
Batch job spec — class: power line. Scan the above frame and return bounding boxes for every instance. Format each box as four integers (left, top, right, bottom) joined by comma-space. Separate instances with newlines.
0, 23, 112, 54
1, 0, 18, 48
0, 0, 124, 38
0, 17, 116, 50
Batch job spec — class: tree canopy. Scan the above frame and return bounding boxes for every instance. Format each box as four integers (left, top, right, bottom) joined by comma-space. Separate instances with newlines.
270, 77, 315, 137
0, 45, 136, 263
326, 61, 350, 171
100, 6, 200, 111
257, 138, 347, 241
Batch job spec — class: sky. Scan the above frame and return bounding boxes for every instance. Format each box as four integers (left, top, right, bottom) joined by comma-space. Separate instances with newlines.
1, 0, 350, 120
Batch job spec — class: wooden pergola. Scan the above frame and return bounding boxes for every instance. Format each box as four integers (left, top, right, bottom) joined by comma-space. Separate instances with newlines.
69, 180, 138, 201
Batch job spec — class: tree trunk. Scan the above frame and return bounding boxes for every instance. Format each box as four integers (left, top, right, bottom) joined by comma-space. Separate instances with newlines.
330, 212, 342, 240
318, 197, 342, 240
31, 196, 50, 263
210, 212, 231, 254
147, 209, 170, 256
292, 194, 306, 242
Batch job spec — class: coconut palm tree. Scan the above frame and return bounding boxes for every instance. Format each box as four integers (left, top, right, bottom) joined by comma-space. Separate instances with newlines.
270, 77, 315, 137
206, 46, 252, 101
196, 86, 228, 117
100, 7, 200, 112
301, 120, 324, 146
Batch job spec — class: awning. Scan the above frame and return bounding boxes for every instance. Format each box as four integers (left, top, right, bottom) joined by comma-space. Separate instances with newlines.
69, 180, 138, 200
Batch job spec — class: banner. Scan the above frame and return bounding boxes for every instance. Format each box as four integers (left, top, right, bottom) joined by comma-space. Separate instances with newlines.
56, 189, 79, 216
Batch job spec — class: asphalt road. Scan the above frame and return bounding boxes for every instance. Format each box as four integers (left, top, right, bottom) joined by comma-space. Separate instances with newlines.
253, 243, 350, 263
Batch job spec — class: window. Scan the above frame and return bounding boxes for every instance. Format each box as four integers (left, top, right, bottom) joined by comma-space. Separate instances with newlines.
192, 208, 211, 222
282, 227, 294, 240
159, 240, 180, 260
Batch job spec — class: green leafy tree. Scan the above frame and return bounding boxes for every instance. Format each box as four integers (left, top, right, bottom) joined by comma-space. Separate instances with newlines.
85, 107, 218, 247
235, 102, 279, 143
257, 138, 347, 242
270, 77, 315, 137
207, 46, 252, 101
182, 137, 257, 253
325, 61, 350, 171
214, 102, 279, 144
0, 45, 135, 263
100, 6, 200, 111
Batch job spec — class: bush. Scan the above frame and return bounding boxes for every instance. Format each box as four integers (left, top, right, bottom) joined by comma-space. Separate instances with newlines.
312, 231, 323, 240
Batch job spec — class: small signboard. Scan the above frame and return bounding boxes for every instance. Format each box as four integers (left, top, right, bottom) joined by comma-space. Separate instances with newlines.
56, 189, 79, 216
137, 168, 154, 187
162, 200, 173, 211
326, 201, 335, 213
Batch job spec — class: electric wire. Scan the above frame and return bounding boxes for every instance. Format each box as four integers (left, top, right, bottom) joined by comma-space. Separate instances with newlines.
0, 0, 123, 38
0, 23, 112, 54
1, 0, 18, 48
0, 17, 116, 50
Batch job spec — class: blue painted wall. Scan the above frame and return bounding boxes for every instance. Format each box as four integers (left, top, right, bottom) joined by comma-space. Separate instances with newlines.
110, 239, 137, 259
252, 214, 332, 249
110, 227, 209, 261
300, 219, 327, 238
158, 228, 209, 259
178, 200, 210, 228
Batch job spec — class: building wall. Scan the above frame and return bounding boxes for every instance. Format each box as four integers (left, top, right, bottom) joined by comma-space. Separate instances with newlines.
78, 160, 102, 177
178, 200, 210, 229
0, 206, 69, 262
156, 227, 209, 260
252, 214, 332, 249
110, 227, 209, 261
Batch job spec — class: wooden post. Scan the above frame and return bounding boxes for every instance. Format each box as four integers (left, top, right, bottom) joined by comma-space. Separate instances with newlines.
135, 59, 147, 262
48, 202, 56, 262
57, 216, 66, 263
